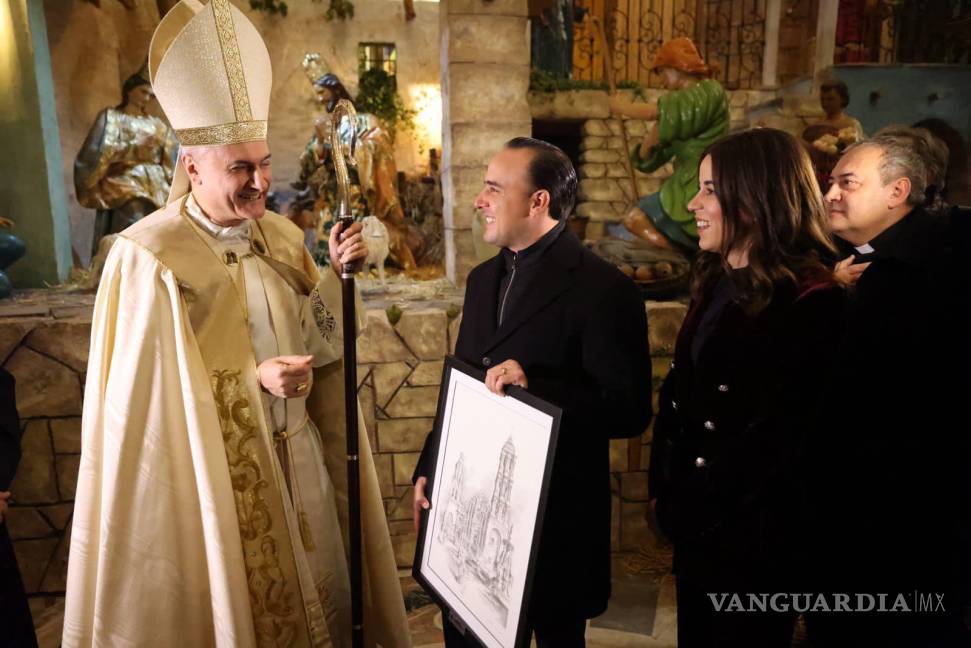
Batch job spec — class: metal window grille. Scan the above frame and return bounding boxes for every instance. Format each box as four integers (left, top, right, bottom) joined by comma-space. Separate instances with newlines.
573, 0, 767, 90
358, 42, 398, 77
835, 0, 970, 64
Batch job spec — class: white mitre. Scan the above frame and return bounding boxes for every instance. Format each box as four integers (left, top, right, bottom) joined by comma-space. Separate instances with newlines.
149, 0, 272, 203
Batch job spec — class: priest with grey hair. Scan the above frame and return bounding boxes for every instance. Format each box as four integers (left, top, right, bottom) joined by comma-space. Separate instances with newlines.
807, 130, 970, 646
62, 1, 410, 646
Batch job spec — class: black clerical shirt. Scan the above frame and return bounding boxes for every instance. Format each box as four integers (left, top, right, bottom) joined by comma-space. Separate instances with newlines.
834, 207, 935, 266
496, 219, 567, 326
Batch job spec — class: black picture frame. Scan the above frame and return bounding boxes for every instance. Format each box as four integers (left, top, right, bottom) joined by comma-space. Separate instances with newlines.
412, 355, 562, 648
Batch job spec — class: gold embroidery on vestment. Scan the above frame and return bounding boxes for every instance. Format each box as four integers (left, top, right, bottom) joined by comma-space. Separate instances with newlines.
211, 369, 299, 647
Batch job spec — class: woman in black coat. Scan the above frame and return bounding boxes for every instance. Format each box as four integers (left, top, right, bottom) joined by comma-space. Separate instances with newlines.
648, 128, 847, 647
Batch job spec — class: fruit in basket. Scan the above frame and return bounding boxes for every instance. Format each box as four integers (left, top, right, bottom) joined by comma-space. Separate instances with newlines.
634, 265, 654, 281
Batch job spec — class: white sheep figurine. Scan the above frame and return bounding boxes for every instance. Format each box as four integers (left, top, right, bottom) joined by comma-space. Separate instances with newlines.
361, 215, 390, 284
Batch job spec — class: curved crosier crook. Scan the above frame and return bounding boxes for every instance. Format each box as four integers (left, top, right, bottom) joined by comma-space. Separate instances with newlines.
330, 98, 359, 220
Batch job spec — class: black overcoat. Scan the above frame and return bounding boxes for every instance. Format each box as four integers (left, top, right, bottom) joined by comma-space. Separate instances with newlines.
416, 230, 653, 620
650, 274, 847, 588
808, 206, 971, 615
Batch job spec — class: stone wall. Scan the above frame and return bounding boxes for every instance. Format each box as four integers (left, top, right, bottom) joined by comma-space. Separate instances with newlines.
529, 88, 778, 240
0, 290, 685, 612
0, 294, 93, 612
748, 92, 826, 140
354, 305, 458, 567
439, 0, 531, 285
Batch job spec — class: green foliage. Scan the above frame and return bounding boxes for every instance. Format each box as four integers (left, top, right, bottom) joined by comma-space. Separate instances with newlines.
323, 0, 354, 21
385, 304, 403, 326
249, 0, 355, 20
529, 68, 646, 98
355, 68, 416, 142
248, 0, 288, 16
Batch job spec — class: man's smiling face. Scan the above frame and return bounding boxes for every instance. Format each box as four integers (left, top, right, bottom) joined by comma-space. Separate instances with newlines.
474, 147, 537, 251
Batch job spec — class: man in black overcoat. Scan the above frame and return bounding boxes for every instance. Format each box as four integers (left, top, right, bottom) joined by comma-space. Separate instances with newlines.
412, 137, 653, 646
0, 367, 38, 647
808, 133, 971, 647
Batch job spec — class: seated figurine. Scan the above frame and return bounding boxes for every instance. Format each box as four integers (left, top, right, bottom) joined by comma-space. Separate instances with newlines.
74, 66, 178, 258
608, 37, 729, 253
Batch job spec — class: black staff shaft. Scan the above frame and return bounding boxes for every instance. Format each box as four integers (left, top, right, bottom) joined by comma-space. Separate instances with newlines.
341, 221, 364, 648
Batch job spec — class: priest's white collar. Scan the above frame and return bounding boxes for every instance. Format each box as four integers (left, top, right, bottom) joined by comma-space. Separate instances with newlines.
854, 243, 875, 255
185, 193, 252, 244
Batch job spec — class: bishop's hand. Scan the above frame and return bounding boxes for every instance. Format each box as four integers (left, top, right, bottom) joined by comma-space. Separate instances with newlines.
329, 220, 368, 276
258, 355, 313, 399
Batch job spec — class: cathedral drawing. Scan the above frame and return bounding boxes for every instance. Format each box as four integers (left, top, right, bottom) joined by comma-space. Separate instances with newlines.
437, 437, 518, 623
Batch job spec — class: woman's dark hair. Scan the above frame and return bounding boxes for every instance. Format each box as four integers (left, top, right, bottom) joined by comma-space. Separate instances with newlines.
820, 79, 850, 109
691, 128, 838, 314
505, 137, 577, 221
313, 73, 354, 112
117, 71, 151, 110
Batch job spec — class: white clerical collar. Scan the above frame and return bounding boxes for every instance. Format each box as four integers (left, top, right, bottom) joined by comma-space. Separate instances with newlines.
185, 193, 251, 244
854, 243, 875, 255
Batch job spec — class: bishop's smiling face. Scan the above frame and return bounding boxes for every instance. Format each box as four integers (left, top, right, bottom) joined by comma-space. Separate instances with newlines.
184, 140, 273, 226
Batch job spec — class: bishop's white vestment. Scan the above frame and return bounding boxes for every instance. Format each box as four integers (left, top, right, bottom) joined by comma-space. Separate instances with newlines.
63, 196, 410, 647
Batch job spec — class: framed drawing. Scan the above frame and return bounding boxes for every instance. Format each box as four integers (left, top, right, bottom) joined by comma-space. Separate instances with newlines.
413, 356, 562, 648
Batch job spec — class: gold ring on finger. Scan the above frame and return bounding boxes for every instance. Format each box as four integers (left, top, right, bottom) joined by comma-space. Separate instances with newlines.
296, 382, 308, 393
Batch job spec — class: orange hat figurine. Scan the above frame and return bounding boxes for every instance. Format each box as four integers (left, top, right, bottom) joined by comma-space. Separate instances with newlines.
652, 37, 712, 77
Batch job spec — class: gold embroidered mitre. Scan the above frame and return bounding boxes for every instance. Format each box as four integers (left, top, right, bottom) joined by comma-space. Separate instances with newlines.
150, 0, 270, 146
149, 0, 272, 201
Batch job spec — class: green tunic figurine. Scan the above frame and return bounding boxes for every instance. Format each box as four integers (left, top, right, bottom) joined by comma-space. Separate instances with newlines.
610, 38, 729, 252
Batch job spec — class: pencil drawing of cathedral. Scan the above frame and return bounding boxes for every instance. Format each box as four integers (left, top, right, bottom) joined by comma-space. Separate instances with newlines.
437, 437, 518, 625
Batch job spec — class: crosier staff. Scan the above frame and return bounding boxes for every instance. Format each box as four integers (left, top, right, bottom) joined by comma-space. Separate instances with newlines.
331, 97, 365, 648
